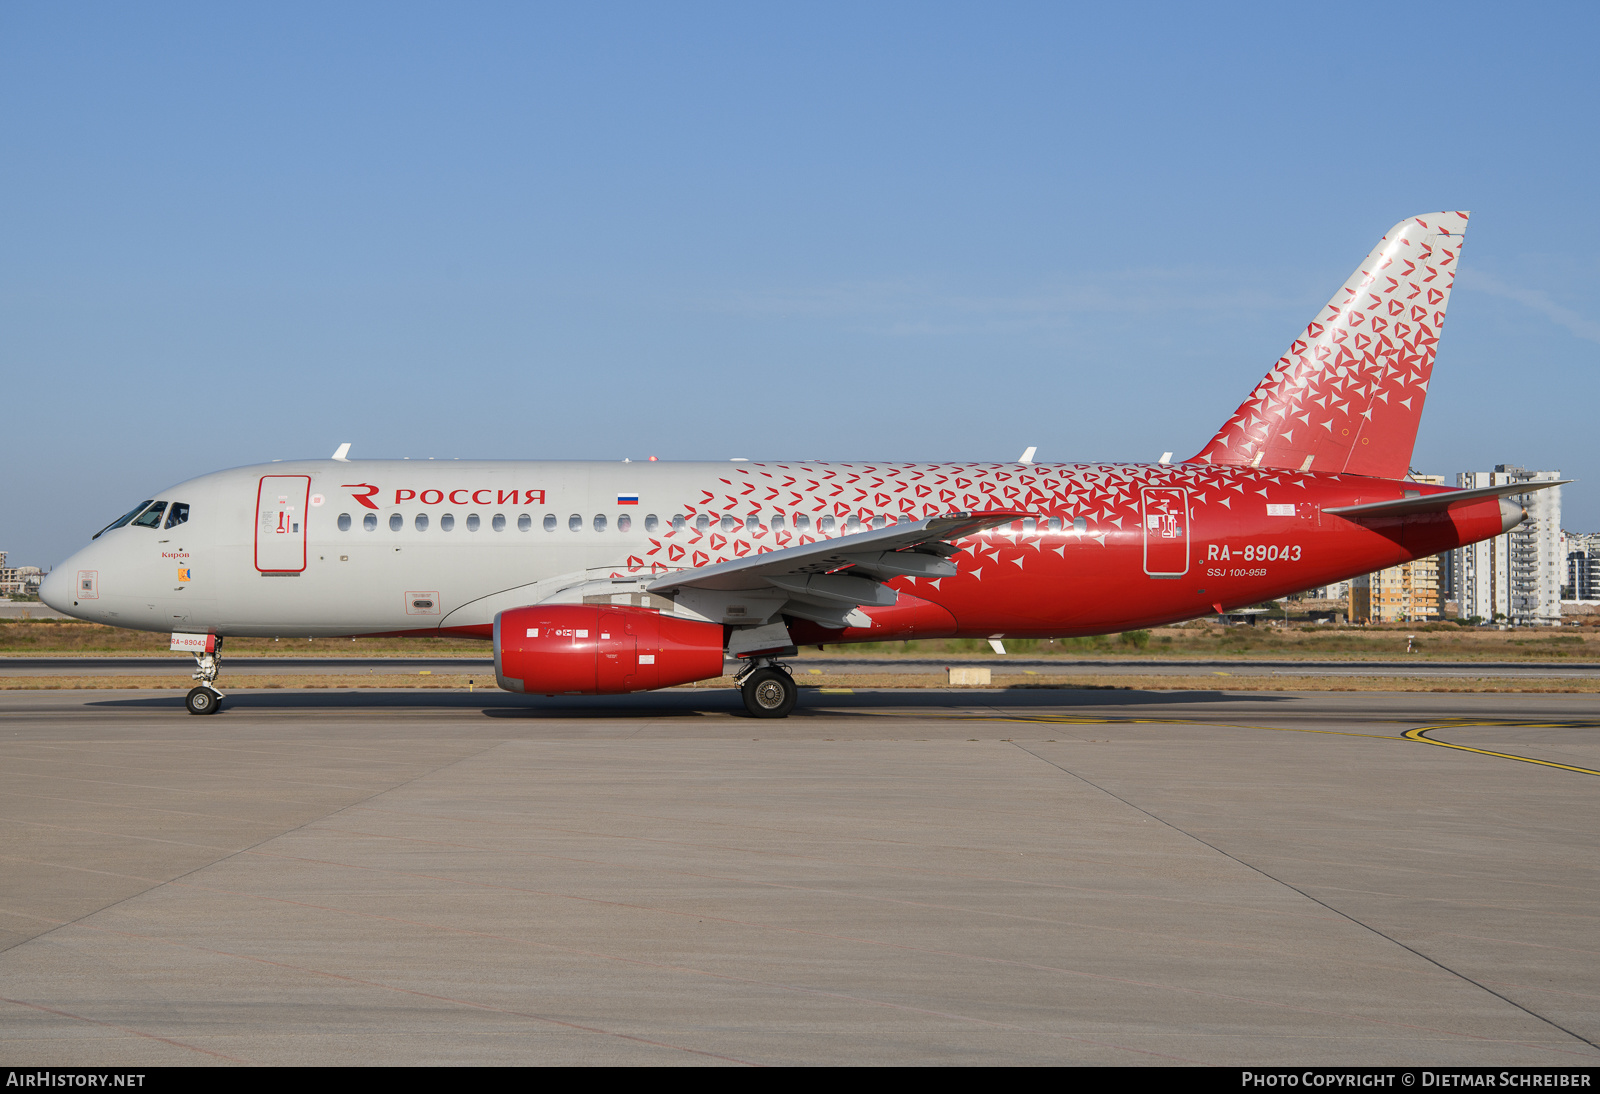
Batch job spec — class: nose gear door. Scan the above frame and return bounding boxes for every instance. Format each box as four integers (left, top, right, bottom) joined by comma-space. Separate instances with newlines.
256, 475, 311, 573
1141, 487, 1190, 578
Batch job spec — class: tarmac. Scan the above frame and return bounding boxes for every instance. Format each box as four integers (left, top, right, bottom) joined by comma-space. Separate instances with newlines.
4, 654, 1599, 680
0, 603, 69, 620
1, 686, 1598, 1065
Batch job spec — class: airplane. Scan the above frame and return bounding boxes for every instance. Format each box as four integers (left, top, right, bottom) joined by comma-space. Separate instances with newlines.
40, 211, 1567, 718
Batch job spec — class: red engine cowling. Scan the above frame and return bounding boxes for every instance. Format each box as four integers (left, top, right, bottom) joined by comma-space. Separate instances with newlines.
494, 604, 726, 695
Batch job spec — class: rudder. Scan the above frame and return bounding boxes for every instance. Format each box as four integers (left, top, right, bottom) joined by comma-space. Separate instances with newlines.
1192, 211, 1469, 479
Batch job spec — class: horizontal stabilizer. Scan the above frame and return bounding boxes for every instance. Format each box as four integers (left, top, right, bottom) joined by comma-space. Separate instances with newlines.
1323, 478, 1569, 520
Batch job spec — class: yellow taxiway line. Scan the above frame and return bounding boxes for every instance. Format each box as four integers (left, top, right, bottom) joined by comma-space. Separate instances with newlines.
1402, 724, 1600, 777
968, 713, 1600, 777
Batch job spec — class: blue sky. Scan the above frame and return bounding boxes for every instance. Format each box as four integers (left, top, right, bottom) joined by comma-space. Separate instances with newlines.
4, 3, 1597, 566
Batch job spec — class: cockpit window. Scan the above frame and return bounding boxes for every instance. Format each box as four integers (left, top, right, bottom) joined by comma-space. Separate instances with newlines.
130, 501, 168, 529
93, 500, 154, 540
164, 503, 190, 529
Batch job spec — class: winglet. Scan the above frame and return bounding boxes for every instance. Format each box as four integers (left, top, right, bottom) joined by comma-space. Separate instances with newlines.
331, 443, 352, 462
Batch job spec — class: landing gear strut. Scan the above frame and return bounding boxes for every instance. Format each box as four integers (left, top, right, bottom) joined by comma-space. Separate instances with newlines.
186, 637, 224, 716
736, 658, 797, 719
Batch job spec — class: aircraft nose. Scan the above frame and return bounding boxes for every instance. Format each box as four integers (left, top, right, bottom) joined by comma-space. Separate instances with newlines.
38, 566, 70, 612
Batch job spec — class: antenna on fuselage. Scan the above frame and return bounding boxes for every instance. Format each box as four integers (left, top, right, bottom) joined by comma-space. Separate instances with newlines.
331, 443, 352, 462
1018, 447, 1036, 464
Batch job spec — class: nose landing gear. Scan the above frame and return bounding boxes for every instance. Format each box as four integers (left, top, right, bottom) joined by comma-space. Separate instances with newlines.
736, 658, 797, 719
186, 638, 224, 716
185, 686, 221, 715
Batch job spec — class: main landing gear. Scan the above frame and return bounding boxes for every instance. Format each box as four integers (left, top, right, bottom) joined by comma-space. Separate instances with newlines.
736, 658, 797, 719
186, 638, 224, 716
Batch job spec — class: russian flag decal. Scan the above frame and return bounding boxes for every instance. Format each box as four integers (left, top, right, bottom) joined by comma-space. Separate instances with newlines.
617, 493, 639, 505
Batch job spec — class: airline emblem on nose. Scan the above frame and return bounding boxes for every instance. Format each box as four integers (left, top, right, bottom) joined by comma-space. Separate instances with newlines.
178, 568, 192, 582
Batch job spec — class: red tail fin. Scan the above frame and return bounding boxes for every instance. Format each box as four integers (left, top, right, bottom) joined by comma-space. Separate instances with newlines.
1193, 211, 1469, 479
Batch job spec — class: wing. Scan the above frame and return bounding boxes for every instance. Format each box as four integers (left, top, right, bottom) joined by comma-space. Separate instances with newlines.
646, 510, 1023, 632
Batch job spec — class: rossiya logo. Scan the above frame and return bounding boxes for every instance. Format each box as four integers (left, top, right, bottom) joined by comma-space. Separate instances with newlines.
342, 484, 547, 510
343, 483, 382, 510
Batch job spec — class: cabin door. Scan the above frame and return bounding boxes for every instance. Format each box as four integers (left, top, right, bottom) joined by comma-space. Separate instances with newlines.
256, 475, 311, 573
1141, 487, 1190, 578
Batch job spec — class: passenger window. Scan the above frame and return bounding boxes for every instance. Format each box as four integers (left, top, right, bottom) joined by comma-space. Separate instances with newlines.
720, 515, 738, 532
1047, 517, 1062, 532
644, 514, 659, 533
845, 515, 861, 533
569, 514, 582, 532
492, 514, 506, 532
618, 514, 632, 533
520, 513, 535, 532
131, 502, 168, 529
1073, 516, 1088, 534
538, 513, 552, 531
365, 513, 378, 531
338, 513, 352, 532
440, 513, 455, 531
795, 514, 811, 531
415, 513, 429, 532
165, 503, 190, 529
819, 515, 836, 533
671, 514, 686, 532
746, 515, 759, 531
390, 513, 403, 531
466, 514, 480, 532
871, 514, 886, 529
1023, 517, 1037, 533
695, 514, 710, 532
771, 514, 786, 532
593, 513, 607, 532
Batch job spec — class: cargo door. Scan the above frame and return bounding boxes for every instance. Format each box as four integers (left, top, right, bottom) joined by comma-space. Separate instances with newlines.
1141, 487, 1190, 578
597, 611, 638, 693
256, 475, 311, 573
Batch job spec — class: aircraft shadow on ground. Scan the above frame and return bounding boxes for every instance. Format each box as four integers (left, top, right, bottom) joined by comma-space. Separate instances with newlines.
89, 686, 1292, 718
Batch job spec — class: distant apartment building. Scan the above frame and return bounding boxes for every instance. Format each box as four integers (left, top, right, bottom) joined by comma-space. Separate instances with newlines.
1565, 531, 1600, 602
1348, 554, 1441, 623
1451, 467, 1563, 625
0, 551, 44, 596
1312, 580, 1351, 601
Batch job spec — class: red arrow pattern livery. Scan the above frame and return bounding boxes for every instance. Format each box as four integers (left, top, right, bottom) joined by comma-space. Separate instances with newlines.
40, 213, 1543, 718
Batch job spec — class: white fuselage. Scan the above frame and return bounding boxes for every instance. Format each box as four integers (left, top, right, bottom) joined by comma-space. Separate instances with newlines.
45, 460, 770, 637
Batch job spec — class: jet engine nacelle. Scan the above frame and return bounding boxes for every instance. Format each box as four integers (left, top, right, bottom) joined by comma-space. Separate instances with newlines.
494, 604, 726, 695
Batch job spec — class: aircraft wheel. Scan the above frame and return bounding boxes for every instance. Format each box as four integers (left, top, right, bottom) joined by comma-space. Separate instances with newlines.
741, 668, 796, 719
185, 687, 221, 716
